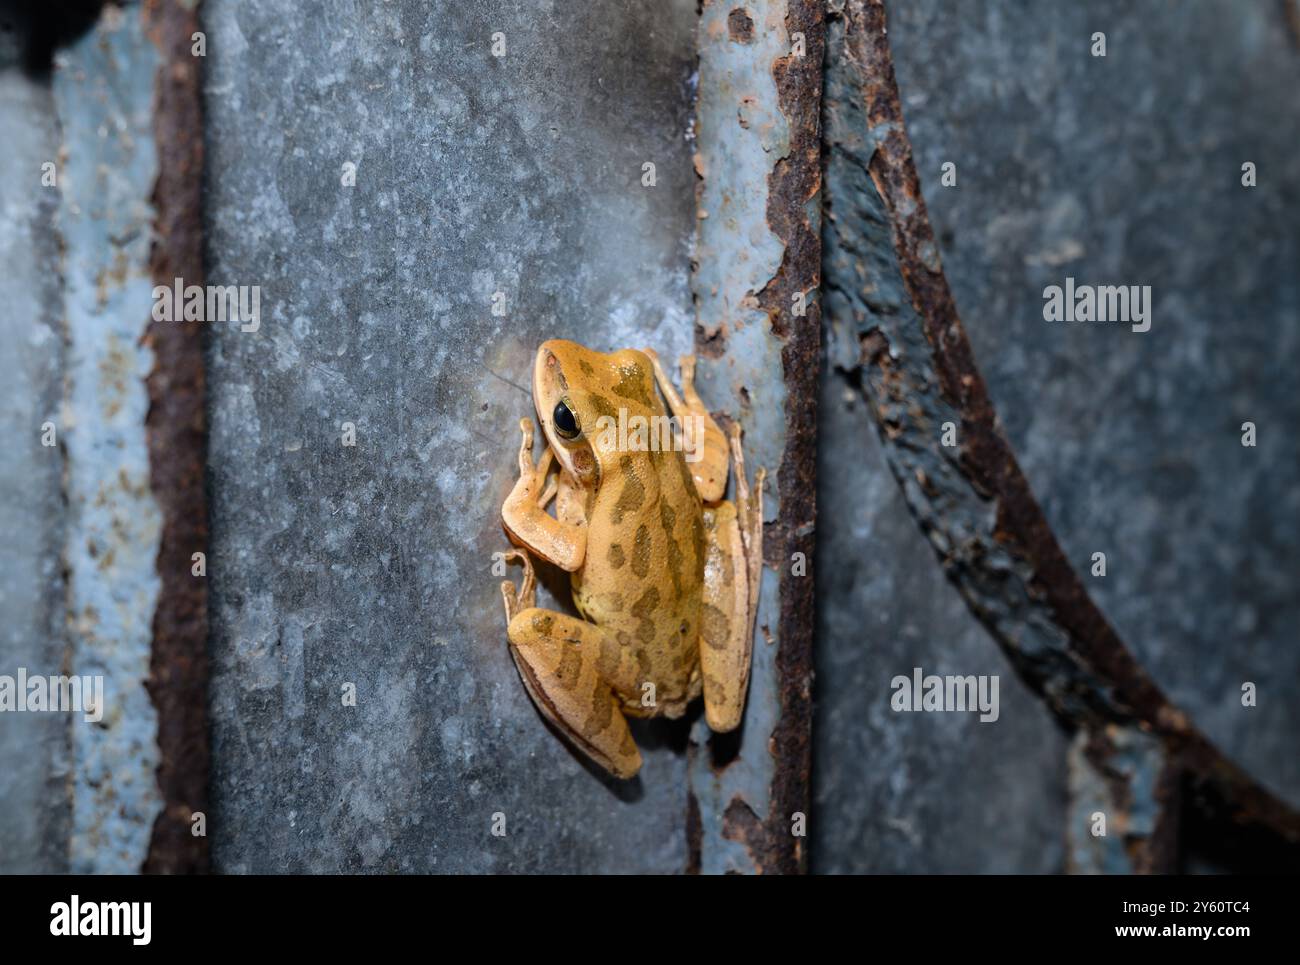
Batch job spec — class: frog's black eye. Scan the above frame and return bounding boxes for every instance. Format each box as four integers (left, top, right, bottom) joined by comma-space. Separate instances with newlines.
552, 400, 580, 439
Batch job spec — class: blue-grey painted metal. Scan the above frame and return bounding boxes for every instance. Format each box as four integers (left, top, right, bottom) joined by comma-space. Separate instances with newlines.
0, 39, 72, 876
688, 0, 808, 874
814, 0, 1300, 872
202, 0, 702, 873
882, 0, 1300, 809
52, 6, 166, 874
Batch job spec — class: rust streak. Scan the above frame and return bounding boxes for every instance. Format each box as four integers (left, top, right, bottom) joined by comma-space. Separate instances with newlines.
833, 0, 1300, 868
711, 0, 824, 876
141, 0, 210, 875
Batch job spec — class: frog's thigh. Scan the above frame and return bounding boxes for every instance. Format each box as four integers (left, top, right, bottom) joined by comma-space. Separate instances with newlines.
698, 502, 753, 733
506, 607, 643, 779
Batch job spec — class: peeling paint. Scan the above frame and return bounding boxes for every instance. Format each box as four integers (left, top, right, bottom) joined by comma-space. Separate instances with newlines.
52, 6, 165, 874
1067, 727, 1177, 875
688, 0, 822, 874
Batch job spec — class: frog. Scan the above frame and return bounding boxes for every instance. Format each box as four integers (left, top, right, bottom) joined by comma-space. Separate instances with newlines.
498, 340, 763, 779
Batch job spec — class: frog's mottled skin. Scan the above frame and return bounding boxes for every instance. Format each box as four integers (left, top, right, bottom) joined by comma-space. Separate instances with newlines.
499, 340, 762, 779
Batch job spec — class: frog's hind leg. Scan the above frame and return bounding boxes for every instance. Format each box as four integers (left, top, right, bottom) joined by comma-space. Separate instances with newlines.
506, 607, 644, 779
698, 427, 764, 733
698, 501, 751, 732
729, 422, 764, 639
643, 349, 729, 502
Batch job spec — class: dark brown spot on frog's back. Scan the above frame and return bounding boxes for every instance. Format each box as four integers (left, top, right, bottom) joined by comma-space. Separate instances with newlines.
608, 543, 625, 569
631, 523, 652, 578
579, 359, 595, 376
588, 393, 618, 420
673, 445, 696, 498
631, 586, 661, 645
611, 456, 645, 524
611, 364, 654, 407
629, 585, 660, 616
532, 613, 554, 637
660, 500, 683, 596
660, 500, 676, 533
598, 634, 622, 679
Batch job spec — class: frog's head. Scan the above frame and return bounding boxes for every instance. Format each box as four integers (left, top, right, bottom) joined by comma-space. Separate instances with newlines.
532, 339, 658, 485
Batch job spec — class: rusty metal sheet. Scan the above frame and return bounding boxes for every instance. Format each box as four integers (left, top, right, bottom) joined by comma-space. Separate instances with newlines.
820, 0, 1300, 871
687, 0, 823, 874
141, 0, 211, 875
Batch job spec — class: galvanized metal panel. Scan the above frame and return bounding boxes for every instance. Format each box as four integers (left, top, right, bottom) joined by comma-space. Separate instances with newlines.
202, 0, 702, 873
0, 45, 71, 876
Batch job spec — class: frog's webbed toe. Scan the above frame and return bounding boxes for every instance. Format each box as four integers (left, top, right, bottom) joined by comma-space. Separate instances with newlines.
499, 549, 537, 623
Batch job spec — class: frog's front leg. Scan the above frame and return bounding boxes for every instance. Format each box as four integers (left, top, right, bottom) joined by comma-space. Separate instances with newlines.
644, 349, 729, 502
698, 426, 765, 732
502, 417, 586, 571
505, 603, 644, 779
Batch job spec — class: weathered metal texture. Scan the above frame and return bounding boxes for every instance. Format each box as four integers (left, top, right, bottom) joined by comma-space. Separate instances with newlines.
141, 0, 210, 875
887, 0, 1300, 829
812, 374, 1068, 874
202, 0, 702, 873
821, 0, 1300, 870
0, 0, 209, 876
687, 0, 822, 874
51, 2, 166, 873
0, 29, 71, 875
1067, 728, 1179, 875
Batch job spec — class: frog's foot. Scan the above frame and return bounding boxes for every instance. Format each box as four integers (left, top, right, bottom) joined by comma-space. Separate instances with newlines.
643, 348, 729, 502
506, 607, 643, 779
499, 549, 536, 623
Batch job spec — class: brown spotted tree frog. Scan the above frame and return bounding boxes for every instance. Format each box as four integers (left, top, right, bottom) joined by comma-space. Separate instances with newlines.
499, 340, 763, 779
